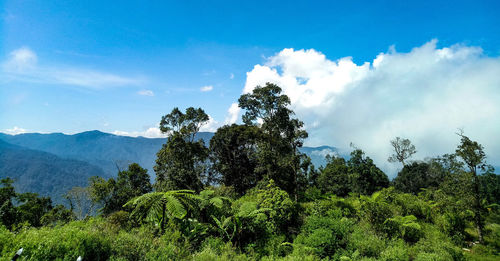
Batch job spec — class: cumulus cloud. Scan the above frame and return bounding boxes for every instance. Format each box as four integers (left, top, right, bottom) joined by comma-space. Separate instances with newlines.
200, 85, 214, 92
200, 115, 220, 132
112, 127, 167, 138
243, 40, 500, 176
137, 89, 154, 96
2, 47, 144, 88
224, 103, 241, 124
2, 126, 28, 135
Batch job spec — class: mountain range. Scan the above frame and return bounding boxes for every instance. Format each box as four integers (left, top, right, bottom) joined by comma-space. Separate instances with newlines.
0, 131, 339, 203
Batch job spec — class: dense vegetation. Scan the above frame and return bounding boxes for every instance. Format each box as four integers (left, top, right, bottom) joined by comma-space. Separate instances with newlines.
1, 83, 499, 260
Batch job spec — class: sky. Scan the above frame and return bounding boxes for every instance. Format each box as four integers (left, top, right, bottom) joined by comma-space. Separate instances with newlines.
1, 0, 500, 173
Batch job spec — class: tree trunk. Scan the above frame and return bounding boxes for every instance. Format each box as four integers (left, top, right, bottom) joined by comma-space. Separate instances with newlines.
161, 202, 166, 234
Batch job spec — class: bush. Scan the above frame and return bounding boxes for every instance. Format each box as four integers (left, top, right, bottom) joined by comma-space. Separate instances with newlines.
409, 224, 464, 261
294, 215, 352, 258
348, 224, 385, 258
379, 239, 410, 261
0, 219, 112, 260
383, 215, 422, 243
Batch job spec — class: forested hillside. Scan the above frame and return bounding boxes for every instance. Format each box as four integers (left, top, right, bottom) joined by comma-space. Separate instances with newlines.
0, 84, 499, 260
0, 131, 338, 204
0, 139, 107, 204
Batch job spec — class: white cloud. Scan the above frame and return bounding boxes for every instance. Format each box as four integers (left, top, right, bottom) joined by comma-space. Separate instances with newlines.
311, 148, 338, 158
112, 127, 167, 138
200, 85, 214, 92
114, 115, 220, 138
2, 126, 28, 135
3, 47, 37, 72
2, 47, 144, 88
243, 40, 500, 176
200, 115, 220, 132
224, 103, 240, 124
137, 89, 154, 96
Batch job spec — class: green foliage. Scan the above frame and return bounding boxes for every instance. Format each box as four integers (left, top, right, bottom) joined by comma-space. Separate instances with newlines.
40, 204, 75, 226
383, 215, 422, 243
318, 150, 390, 197
2, 93, 500, 260
155, 133, 208, 192
209, 124, 262, 195
348, 149, 390, 195
318, 156, 350, 196
0, 178, 17, 228
0, 219, 113, 260
155, 107, 210, 192
238, 83, 308, 196
294, 214, 352, 258
348, 224, 386, 258
379, 239, 409, 261
124, 190, 198, 232
393, 161, 448, 195
90, 163, 152, 216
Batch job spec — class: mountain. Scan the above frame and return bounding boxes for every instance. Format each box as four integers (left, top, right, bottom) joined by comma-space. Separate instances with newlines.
0, 131, 340, 203
0, 139, 107, 204
0, 131, 336, 176
0, 131, 214, 178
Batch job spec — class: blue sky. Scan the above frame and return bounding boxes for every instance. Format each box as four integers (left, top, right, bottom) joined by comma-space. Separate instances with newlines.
2, 0, 500, 171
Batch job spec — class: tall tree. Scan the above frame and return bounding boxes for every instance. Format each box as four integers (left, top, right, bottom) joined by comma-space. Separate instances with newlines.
155, 107, 209, 192
65, 186, 95, 220
16, 192, 53, 227
388, 137, 417, 166
455, 132, 491, 243
209, 124, 262, 195
348, 149, 390, 195
0, 178, 17, 228
238, 83, 308, 196
90, 163, 152, 215
318, 156, 350, 196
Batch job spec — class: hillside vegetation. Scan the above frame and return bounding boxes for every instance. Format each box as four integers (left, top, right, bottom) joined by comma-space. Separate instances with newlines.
1, 83, 499, 260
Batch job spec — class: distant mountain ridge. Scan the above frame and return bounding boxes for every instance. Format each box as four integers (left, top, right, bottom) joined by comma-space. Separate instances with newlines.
0, 139, 107, 204
0, 130, 340, 202
0, 130, 339, 175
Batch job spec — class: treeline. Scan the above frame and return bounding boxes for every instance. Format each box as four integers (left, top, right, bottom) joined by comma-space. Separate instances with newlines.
0, 83, 499, 260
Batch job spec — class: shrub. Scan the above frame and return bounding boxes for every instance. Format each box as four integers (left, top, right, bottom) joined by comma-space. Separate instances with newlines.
383, 215, 422, 243
380, 239, 410, 261
294, 215, 353, 258
348, 224, 385, 258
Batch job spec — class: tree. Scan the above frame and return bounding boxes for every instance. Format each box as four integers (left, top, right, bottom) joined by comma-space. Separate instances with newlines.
455, 132, 491, 243
209, 124, 262, 195
65, 186, 95, 220
159, 107, 209, 142
388, 137, 416, 166
317, 156, 350, 196
238, 83, 308, 197
155, 107, 210, 192
0, 178, 17, 228
348, 149, 390, 195
318, 150, 389, 196
393, 161, 448, 195
90, 163, 152, 215
124, 190, 199, 233
16, 192, 53, 227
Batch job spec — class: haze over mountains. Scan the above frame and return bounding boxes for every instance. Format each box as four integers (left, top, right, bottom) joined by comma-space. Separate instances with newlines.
0, 130, 340, 203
